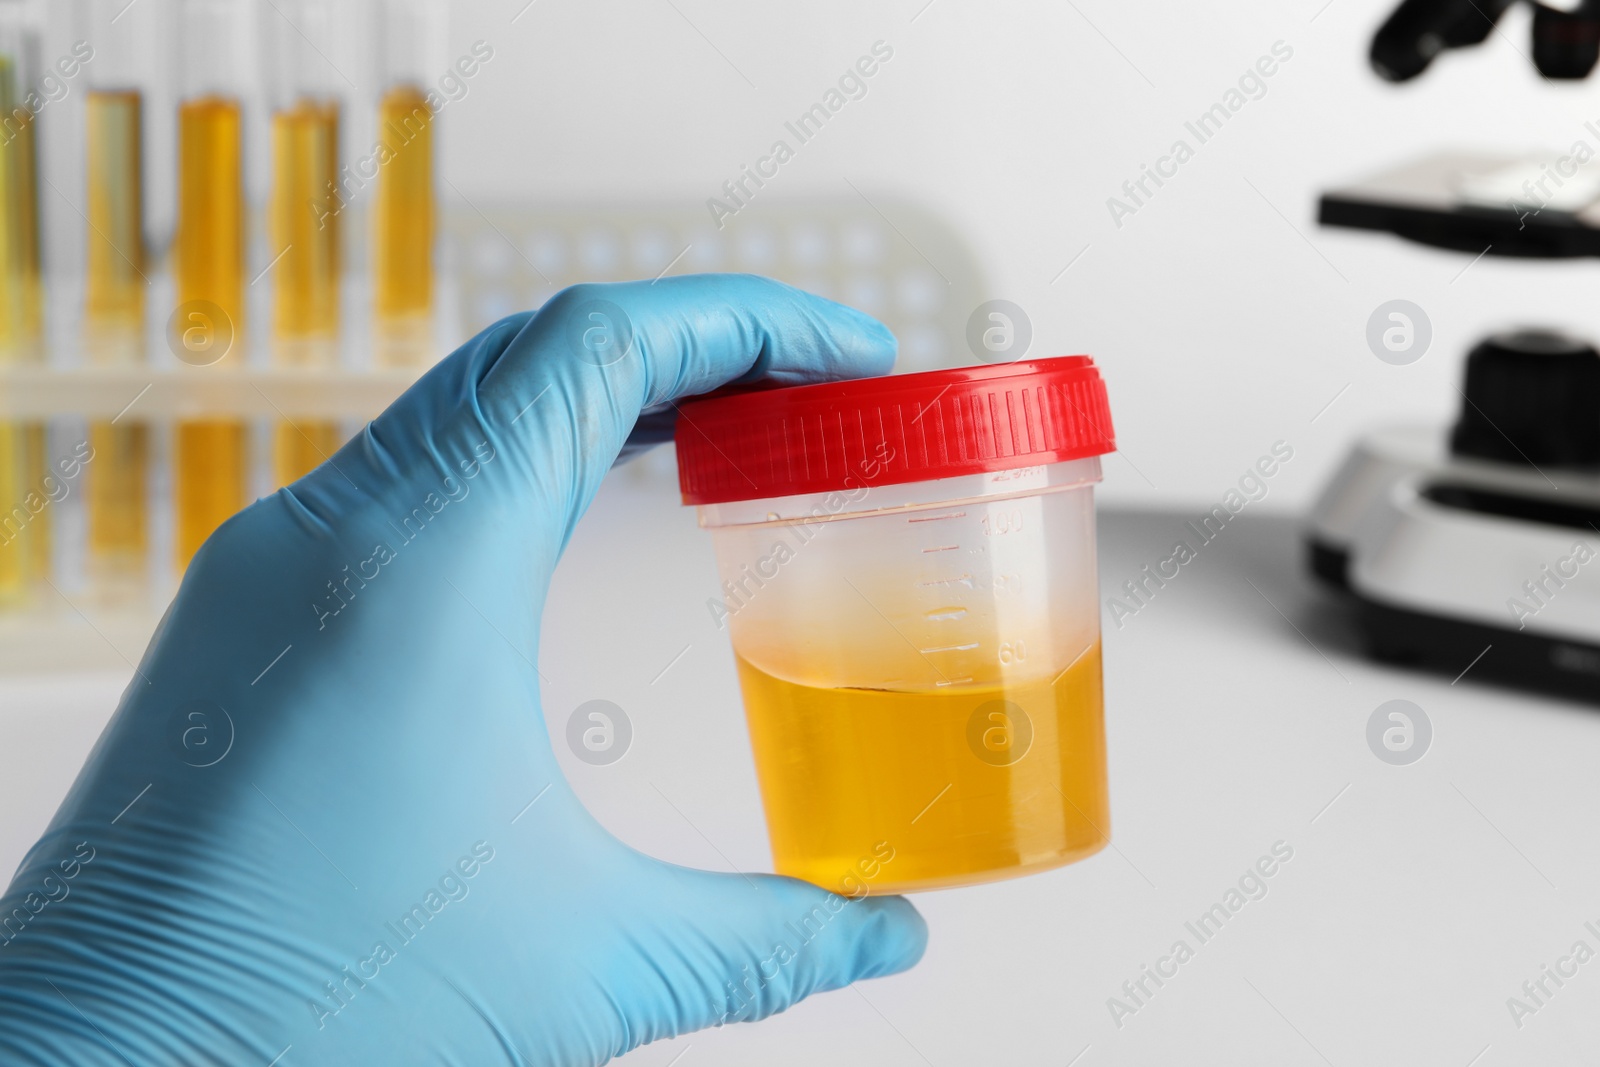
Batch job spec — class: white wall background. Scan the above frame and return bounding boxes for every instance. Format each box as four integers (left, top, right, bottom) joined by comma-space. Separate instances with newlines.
437, 0, 1600, 512
43, 0, 1600, 510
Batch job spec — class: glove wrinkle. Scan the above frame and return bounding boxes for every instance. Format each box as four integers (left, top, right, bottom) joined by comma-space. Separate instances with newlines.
0, 276, 918, 1066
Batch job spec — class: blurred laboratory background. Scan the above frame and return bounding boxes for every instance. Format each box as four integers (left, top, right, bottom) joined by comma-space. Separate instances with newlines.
2, 0, 1594, 648
7, 0, 1600, 1063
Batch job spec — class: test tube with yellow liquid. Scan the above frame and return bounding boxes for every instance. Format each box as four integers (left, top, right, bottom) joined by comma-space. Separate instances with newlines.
372, 0, 444, 366
173, 0, 247, 569
80, 0, 151, 588
0, 1, 44, 602
268, 0, 342, 485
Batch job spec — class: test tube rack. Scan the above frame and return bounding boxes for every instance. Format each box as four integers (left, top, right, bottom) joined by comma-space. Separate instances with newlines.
0, 194, 985, 672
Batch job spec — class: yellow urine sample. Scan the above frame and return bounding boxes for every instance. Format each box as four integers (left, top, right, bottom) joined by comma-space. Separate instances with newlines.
87, 422, 147, 574
19, 424, 47, 581
738, 642, 1108, 895
270, 101, 339, 489
0, 423, 27, 603
372, 85, 433, 323
271, 100, 340, 337
270, 100, 341, 487
175, 421, 245, 563
0, 57, 42, 348
0, 61, 45, 593
177, 96, 244, 316
85, 89, 145, 327
273, 420, 340, 485
0, 424, 47, 595
84, 91, 149, 581
175, 97, 245, 569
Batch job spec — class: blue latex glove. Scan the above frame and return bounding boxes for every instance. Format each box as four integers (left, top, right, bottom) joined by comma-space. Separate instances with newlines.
0, 276, 926, 1065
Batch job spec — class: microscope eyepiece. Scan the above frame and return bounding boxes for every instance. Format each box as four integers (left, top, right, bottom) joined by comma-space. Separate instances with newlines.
1532, 1, 1600, 78
1371, 0, 1513, 81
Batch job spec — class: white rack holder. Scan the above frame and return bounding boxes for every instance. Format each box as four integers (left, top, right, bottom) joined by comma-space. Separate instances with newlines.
0, 194, 988, 673
0, 365, 424, 421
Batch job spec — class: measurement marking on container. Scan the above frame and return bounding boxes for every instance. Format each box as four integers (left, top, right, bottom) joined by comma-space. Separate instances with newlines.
920, 642, 980, 654
919, 574, 974, 589
921, 544, 960, 553
925, 607, 968, 621
934, 676, 974, 687
907, 511, 966, 523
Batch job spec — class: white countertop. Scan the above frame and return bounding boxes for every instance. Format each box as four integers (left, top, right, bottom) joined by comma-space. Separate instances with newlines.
3, 473, 1596, 1066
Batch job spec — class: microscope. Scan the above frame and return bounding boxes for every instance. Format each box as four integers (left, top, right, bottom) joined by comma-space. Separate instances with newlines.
1308, 0, 1600, 701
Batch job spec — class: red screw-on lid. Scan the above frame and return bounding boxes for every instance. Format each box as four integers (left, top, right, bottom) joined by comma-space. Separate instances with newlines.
675, 356, 1116, 505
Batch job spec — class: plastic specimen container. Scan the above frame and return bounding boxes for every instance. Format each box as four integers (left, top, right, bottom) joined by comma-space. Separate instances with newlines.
676, 356, 1117, 895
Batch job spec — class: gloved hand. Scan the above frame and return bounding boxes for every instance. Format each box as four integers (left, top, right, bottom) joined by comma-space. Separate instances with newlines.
0, 275, 927, 1065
